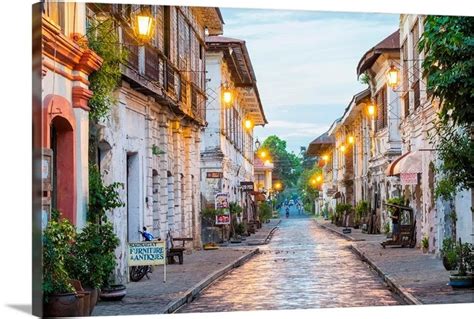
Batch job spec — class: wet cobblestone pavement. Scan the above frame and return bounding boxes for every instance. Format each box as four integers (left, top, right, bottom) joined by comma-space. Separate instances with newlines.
179, 211, 403, 313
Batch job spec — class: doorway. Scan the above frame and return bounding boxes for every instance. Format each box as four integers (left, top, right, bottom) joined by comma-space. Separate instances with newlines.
127, 153, 140, 243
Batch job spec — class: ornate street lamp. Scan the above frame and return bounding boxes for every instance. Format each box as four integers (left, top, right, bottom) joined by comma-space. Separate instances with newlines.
222, 82, 233, 105
132, 6, 155, 44
367, 104, 376, 117
387, 64, 399, 89
255, 138, 261, 150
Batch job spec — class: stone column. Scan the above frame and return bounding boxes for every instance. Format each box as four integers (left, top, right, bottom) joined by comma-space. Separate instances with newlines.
183, 126, 193, 239
158, 112, 170, 235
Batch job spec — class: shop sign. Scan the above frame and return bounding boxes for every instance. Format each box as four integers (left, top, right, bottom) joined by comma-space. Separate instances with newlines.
400, 173, 418, 185
215, 212, 231, 225
207, 172, 223, 178
215, 192, 229, 209
240, 181, 254, 192
128, 241, 166, 266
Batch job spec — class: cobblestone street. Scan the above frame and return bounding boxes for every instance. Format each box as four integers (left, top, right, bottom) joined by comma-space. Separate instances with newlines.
179, 207, 403, 313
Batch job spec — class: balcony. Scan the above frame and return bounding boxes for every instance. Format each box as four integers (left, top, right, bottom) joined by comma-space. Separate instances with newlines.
120, 29, 205, 124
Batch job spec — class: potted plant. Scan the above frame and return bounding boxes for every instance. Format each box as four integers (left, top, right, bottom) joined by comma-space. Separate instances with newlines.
440, 237, 458, 271
355, 200, 369, 229
448, 238, 474, 288
421, 235, 429, 253
258, 202, 272, 224
43, 210, 79, 317
335, 203, 352, 227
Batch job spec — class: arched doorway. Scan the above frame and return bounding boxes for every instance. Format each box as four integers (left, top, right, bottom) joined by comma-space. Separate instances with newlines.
44, 95, 76, 224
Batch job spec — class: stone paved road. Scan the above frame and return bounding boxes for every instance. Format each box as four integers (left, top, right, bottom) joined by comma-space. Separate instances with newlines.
179, 208, 403, 313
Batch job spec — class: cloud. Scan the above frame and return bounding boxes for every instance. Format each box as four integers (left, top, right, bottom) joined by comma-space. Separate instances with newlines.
219, 9, 399, 152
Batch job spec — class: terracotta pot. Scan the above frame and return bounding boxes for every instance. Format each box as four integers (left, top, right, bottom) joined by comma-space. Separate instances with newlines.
100, 284, 127, 301
84, 287, 99, 314
78, 290, 91, 316
43, 292, 79, 317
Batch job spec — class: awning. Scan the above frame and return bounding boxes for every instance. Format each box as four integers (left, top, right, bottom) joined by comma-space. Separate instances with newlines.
385, 151, 423, 176
395, 151, 422, 174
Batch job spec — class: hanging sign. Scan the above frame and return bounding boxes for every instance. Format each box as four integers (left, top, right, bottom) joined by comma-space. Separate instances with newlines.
400, 173, 418, 185
240, 181, 255, 192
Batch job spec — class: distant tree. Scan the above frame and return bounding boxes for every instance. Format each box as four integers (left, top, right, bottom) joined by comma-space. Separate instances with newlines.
260, 135, 302, 188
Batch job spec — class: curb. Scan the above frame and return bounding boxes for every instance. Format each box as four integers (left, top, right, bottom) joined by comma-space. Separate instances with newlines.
163, 248, 260, 313
313, 219, 364, 242
349, 245, 423, 305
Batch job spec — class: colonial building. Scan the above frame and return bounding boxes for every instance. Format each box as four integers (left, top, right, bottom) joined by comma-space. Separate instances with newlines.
87, 4, 224, 282
41, 1, 102, 229
200, 36, 267, 223
356, 29, 402, 232
388, 14, 473, 251
329, 89, 372, 209
254, 156, 274, 195
306, 131, 335, 215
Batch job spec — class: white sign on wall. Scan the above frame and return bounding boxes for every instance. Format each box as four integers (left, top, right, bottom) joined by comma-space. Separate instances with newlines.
400, 173, 418, 185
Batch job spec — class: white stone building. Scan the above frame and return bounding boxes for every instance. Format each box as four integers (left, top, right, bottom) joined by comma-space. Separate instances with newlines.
388, 14, 473, 251
89, 4, 224, 282
201, 36, 267, 222
356, 30, 402, 232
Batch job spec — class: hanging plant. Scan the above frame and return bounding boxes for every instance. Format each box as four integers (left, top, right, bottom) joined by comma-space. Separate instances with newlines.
86, 17, 129, 121
152, 144, 166, 156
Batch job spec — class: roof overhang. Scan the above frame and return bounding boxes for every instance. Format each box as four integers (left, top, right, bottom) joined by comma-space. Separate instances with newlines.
306, 132, 335, 156
340, 88, 371, 126
206, 36, 267, 125
357, 30, 400, 76
194, 8, 224, 36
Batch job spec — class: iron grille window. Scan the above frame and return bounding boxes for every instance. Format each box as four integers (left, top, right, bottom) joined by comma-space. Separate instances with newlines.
122, 29, 139, 70
413, 80, 420, 110
145, 45, 160, 82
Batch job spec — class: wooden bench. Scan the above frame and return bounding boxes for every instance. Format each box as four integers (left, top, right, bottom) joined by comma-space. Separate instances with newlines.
166, 236, 193, 265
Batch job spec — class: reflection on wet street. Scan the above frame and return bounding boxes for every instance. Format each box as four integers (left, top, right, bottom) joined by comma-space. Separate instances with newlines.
179, 210, 403, 313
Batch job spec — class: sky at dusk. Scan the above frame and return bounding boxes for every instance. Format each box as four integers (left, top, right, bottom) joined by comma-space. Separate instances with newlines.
219, 8, 399, 154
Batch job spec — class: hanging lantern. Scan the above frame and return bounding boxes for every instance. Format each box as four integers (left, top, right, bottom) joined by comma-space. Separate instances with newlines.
387, 64, 399, 88
244, 118, 254, 130
132, 6, 155, 44
367, 104, 376, 117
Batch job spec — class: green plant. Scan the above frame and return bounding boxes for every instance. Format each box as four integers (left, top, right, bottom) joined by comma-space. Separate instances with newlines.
441, 237, 458, 270
86, 17, 129, 121
152, 144, 166, 156
42, 210, 76, 300
455, 238, 473, 276
419, 16, 474, 197
335, 203, 352, 224
235, 223, 246, 236
421, 236, 429, 249
355, 200, 369, 224
89, 164, 125, 224
229, 202, 243, 217
383, 221, 391, 235
82, 165, 123, 288
258, 202, 272, 222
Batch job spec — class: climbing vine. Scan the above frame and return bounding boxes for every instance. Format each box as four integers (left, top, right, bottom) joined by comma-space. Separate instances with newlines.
87, 17, 128, 121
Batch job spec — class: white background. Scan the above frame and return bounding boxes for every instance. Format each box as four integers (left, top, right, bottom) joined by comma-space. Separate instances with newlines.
0, 1, 472, 318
